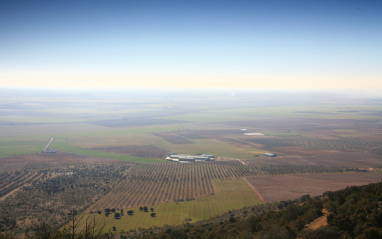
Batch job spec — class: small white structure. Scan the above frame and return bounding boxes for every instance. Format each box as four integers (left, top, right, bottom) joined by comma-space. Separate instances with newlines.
264, 153, 277, 157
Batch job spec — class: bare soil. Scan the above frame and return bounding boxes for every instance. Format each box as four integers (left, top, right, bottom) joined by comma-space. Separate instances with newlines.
246, 172, 382, 202
256, 146, 382, 168
90, 145, 169, 159
152, 132, 193, 144
243, 156, 316, 166
269, 146, 337, 157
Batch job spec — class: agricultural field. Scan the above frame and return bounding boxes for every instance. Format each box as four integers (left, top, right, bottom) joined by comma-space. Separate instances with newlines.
79, 178, 262, 233
0, 140, 46, 158
245, 172, 382, 202
48, 141, 164, 164
0, 152, 133, 165
246, 137, 382, 152
1, 89, 382, 236
90, 145, 169, 159
0, 171, 43, 200
87, 162, 342, 212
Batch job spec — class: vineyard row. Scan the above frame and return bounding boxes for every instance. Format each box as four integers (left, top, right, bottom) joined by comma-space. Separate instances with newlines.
89, 162, 343, 210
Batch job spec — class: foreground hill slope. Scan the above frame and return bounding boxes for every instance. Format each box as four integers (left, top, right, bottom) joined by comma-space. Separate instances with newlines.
1, 180, 382, 238
138, 181, 382, 239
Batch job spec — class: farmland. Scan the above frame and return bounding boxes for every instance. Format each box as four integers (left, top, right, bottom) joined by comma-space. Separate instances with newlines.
87, 162, 342, 212
246, 137, 382, 152
80, 178, 262, 233
1, 89, 382, 237
245, 172, 382, 202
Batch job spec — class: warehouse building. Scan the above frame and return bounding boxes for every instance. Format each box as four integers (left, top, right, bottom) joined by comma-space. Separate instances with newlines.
166, 153, 215, 162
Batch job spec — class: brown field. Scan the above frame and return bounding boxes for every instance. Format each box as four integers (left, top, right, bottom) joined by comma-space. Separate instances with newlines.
246, 137, 382, 152
268, 147, 382, 168
214, 136, 254, 147
0, 152, 132, 165
192, 129, 243, 136
242, 155, 315, 166
176, 132, 206, 139
304, 151, 382, 168
87, 161, 344, 212
246, 172, 382, 202
268, 146, 337, 157
152, 132, 194, 144
90, 145, 169, 158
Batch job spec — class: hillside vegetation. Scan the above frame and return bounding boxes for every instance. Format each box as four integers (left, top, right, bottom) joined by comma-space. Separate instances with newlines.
137, 181, 382, 239
2, 181, 382, 239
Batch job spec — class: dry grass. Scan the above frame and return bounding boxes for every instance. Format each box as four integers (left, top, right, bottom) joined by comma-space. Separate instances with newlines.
307, 209, 328, 230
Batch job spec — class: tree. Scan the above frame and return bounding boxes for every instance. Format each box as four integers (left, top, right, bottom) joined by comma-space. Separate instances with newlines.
127, 210, 134, 215
34, 213, 108, 239
248, 215, 262, 233
300, 194, 311, 203
150, 213, 156, 217
299, 226, 342, 239
144, 206, 148, 212
114, 213, 121, 219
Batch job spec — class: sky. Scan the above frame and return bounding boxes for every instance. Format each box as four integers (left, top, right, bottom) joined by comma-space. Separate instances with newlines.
0, 0, 381, 91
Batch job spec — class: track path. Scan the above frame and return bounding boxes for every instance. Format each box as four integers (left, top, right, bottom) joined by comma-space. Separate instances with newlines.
243, 178, 266, 203
44, 138, 55, 152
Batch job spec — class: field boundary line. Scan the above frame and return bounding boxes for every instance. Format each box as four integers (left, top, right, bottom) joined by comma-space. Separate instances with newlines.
243, 177, 266, 203
297, 156, 317, 166
220, 157, 246, 165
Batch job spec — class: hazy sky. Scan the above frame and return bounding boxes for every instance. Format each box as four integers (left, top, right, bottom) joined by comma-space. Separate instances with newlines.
1, 0, 381, 90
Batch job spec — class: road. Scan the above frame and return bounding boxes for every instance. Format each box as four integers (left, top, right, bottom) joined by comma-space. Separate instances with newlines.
44, 138, 55, 152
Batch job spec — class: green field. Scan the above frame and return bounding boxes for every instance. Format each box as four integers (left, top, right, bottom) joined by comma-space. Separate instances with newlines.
0, 140, 46, 158
78, 178, 262, 233
50, 141, 165, 163
66, 133, 264, 159
0, 123, 264, 160
1, 102, 381, 160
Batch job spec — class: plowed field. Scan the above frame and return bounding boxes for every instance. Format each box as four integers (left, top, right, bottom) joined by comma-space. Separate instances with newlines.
246, 172, 382, 202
